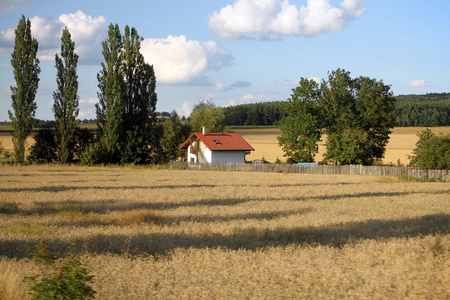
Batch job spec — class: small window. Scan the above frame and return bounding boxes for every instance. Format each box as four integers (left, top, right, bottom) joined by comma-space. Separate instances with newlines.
213, 140, 221, 145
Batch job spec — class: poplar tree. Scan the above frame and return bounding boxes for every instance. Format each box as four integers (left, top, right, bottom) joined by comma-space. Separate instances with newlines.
121, 25, 157, 164
9, 15, 40, 164
96, 23, 125, 163
53, 27, 79, 163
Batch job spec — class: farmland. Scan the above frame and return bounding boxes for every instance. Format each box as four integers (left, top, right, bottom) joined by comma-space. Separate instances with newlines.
1, 126, 450, 165
0, 165, 448, 299
235, 127, 450, 164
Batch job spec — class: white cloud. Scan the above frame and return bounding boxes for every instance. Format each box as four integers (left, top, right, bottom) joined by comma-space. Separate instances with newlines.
209, 0, 366, 39
0, 0, 31, 15
141, 35, 234, 84
0, 11, 106, 64
180, 101, 194, 117
214, 80, 251, 91
227, 93, 280, 106
409, 79, 433, 87
308, 76, 321, 84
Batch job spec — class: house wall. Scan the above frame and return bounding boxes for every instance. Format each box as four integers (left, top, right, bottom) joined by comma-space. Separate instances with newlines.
211, 151, 246, 163
188, 145, 246, 164
187, 144, 212, 163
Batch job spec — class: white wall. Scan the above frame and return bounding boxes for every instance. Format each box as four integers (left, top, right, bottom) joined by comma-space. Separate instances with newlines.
211, 151, 246, 163
188, 143, 246, 164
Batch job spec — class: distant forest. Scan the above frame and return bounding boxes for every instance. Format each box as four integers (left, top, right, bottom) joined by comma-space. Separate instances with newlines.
2, 93, 448, 128
223, 93, 450, 127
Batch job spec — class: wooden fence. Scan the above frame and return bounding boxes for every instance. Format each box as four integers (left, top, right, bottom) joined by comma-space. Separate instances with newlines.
170, 161, 450, 181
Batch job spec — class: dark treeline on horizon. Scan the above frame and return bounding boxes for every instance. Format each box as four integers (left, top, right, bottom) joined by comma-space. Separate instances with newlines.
1, 93, 449, 128
222, 93, 450, 127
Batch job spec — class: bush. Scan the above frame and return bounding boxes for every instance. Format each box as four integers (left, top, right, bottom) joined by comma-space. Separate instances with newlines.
409, 129, 450, 169
28, 129, 57, 164
24, 241, 96, 300
79, 142, 104, 166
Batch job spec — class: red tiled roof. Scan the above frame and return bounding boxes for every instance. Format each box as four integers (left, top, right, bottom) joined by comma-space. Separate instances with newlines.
179, 132, 255, 151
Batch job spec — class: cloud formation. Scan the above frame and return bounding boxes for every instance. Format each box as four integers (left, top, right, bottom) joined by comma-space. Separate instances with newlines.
0, 0, 31, 15
140, 35, 234, 84
214, 80, 251, 91
209, 0, 366, 39
0, 10, 106, 64
409, 79, 433, 87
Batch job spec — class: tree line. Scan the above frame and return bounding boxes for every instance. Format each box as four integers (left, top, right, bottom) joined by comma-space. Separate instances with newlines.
222, 93, 450, 127
7, 16, 206, 165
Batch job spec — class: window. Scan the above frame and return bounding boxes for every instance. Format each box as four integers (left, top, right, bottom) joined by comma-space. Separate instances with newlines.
213, 140, 221, 145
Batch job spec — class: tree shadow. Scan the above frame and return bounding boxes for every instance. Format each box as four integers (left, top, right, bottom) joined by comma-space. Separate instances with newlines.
1, 213, 447, 259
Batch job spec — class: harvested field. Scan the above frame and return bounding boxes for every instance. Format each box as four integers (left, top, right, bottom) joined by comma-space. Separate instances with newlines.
0, 165, 448, 299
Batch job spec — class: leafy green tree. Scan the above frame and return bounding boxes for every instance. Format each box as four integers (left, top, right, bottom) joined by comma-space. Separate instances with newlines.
321, 69, 395, 165
53, 27, 79, 164
9, 15, 40, 164
163, 110, 189, 161
120, 25, 158, 164
189, 100, 227, 133
277, 78, 322, 162
409, 129, 450, 169
96, 23, 125, 163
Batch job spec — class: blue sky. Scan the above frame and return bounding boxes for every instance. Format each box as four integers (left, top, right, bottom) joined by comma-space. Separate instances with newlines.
0, 0, 449, 121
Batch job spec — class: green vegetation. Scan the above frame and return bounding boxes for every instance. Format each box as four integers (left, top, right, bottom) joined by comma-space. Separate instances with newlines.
53, 27, 80, 164
277, 78, 322, 162
222, 93, 450, 128
396, 93, 450, 127
9, 15, 40, 164
95, 24, 158, 164
189, 100, 227, 133
409, 128, 450, 169
24, 241, 96, 300
278, 69, 395, 165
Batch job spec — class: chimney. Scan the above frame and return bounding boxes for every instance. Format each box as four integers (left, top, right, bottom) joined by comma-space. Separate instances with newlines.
202, 126, 207, 135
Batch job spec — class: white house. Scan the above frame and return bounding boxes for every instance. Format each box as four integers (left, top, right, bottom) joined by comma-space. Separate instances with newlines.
179, 127, 254, 164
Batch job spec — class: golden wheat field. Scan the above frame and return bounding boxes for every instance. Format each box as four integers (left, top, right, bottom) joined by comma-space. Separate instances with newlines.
0, 165, 449, 299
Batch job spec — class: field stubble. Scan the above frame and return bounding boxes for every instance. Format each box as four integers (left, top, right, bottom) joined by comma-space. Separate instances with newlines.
0, 165, 449, 299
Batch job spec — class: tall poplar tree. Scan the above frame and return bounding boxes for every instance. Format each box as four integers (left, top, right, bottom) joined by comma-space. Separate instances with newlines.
96, 23, 125, 163
53, 27, 79, 164
121, 25, 157, 164
9, 15, 40, 164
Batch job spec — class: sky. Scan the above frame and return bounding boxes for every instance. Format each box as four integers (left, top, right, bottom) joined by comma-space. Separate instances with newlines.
0, 0, 449, 121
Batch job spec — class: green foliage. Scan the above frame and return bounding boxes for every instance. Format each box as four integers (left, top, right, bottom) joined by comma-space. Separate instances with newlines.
53, 27, 79, 164
28, 128, 57, 164
96, 23, 125, 164
279, 69, 395, 165
24, 241, 96, 300
79, 142, 104, 166
96, 24, 158, 164
409, 129, 450, 169
277, 78, 322, 163
223, 101, 284, 126
163, 110, 189, 161
395, 93, 450, 127
320, 69, 395, 165
189, 100, 227, 133
9, 15, 41, 164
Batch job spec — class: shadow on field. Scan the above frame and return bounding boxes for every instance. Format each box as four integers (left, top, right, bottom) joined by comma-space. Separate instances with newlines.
2, 213, 448, 259
1, 189, 442, 215
0, 184, 218, 193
